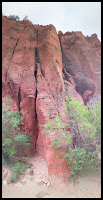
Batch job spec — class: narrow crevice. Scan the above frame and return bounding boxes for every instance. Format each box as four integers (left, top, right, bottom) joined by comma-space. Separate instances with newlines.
34, 63, 37, 77
35, 47, 38, 58
34, 88, 38, 149
18, 87, 21, 113
58, 34, 64, 70
32, 27, 44, 150
32, 26, 45, 77
29, 26, 39, 150
34, 46, 39, 149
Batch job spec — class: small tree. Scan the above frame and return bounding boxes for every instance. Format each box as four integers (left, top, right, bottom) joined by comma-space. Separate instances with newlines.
86, 35, 89, 38
71, 31, 76, 34
23, 15, 28, 20
42, 96, 101, 182
8, 15, 20, 21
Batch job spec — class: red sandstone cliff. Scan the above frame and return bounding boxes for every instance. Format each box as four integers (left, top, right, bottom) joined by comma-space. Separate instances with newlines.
2, 16, 101, 185
58, 31, 101, 103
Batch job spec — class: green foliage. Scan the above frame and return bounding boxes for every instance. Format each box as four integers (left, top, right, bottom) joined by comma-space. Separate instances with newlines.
2, 97, 31, 182
2, 97, 31, 160
8, 15, 20, 21
8, 160, 29, 172
64, 147, 86, 181
8, 160, 30, 182
10, 171, 19, 183
49, 138, 61, 149
65, 96, 101, 142
71, 31, 76, 34
42, 116, 65, 135
42, 96, 101, 182
2, 97, 32, 181
86, 35, 89, 38
14, 134, 31, 147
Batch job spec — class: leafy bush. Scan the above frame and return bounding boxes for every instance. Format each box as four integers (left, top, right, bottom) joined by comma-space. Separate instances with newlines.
2, 97, 32, 182
2, 97, 32, 160
8, 15, 20, 21
8, 160, 31, 182
42, 96, 101, 182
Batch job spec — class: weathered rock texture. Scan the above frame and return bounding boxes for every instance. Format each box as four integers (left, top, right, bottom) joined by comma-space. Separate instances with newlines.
2, 16, 101, 185
58, 31, 101, 104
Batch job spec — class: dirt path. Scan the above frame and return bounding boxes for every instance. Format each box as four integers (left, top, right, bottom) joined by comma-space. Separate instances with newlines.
2, 155, 101, 198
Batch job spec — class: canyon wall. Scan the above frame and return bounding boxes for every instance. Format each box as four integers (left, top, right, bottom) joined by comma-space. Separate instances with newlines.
2, 16, 101, 184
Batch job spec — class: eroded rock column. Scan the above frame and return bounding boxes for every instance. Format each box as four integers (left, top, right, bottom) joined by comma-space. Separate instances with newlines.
35, 24, 72, 184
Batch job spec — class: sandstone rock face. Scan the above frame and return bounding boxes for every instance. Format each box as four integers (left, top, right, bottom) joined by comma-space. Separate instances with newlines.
2, 16, 38, 155
2, 16, 101, 184
35, 24, 71, 184
59, 31, 101, 104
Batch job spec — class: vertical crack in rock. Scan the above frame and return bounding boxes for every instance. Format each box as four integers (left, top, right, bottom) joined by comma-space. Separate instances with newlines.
5, 25, 27, 82
18, 87, 21, 113
34, 46, 39, 149
34, 87, 38, 149
58, 34, 64, 69
58, 34, 68, 84
29, 25, 39, 150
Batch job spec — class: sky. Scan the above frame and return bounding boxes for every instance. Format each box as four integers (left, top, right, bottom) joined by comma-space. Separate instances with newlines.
2, 2, 101, 41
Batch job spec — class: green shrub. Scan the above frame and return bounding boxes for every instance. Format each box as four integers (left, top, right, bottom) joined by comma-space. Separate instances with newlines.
2, 97, 32, 182
10, 171, 19, 183
8, 160, 31, 182
42, 96, 101, 182
2, 97, 32, 161
71, 31, 76, 34
8, 15, 20, 21
86, 35, 89, 38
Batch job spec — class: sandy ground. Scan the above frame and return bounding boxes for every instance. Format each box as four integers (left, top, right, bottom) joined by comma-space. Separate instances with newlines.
2, 155, 101, 198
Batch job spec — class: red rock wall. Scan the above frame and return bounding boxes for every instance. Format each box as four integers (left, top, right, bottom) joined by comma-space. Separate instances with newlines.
2, 16, 101, 184
58, 31, 101, 104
